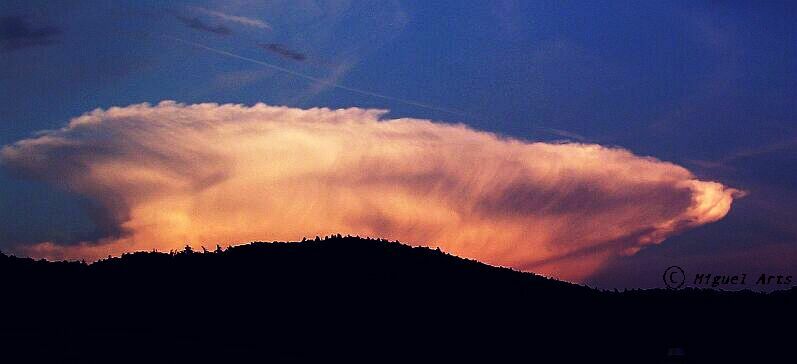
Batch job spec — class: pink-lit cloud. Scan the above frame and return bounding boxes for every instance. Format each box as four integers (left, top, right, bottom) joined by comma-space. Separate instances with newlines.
1, 102, 743, 281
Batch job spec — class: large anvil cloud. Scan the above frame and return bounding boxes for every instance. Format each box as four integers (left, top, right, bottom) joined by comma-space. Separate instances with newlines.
1, 102, 742, 281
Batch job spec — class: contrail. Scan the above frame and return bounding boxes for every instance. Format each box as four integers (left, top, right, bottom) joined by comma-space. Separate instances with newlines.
162, 35, 588, 141
163, 35, 469, 117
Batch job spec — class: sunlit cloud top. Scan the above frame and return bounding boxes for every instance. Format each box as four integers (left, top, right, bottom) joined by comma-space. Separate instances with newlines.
1, 102, 742, 281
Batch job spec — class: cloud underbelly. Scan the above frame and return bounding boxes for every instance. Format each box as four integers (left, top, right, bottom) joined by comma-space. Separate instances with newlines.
1, 101, 743, 281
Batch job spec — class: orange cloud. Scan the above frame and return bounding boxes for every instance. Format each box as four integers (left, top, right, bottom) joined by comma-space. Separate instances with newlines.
1, 101, 743, 281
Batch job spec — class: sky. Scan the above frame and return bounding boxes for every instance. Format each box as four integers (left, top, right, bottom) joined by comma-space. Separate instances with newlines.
0, 1, 794, 288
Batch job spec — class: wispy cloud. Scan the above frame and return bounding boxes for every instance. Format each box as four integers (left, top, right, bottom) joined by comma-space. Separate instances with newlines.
164, 36, 468, 117
689, 137, 797, 171
1, 102, 741, 282
0, 16, 61, 51
175, 15, 231, 36
191, 6, 271, 30
260, 43, 306, 61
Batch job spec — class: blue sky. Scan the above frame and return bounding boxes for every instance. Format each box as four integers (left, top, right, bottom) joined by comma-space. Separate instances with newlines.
1, 0, 795, 288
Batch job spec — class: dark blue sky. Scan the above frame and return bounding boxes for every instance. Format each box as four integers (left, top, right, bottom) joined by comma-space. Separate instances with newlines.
1, 0, 795, 288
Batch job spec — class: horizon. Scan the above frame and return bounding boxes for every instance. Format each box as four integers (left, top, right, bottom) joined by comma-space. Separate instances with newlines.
4, 234, 793, 293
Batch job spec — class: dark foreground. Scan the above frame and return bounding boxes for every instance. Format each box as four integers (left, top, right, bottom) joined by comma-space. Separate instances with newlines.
0, 236, 793, 363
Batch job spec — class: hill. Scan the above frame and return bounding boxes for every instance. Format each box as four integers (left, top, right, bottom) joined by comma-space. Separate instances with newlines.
0, 236, 793, 362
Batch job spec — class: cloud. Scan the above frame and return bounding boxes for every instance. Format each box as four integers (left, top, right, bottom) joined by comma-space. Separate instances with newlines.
0, 102, 742, 281
260, 43, 307, 61
0, 16, 61, 51
175, 15, 231, 36
191, 6, 271, 30
165, 37, 468, 117
689, 136, 797, 171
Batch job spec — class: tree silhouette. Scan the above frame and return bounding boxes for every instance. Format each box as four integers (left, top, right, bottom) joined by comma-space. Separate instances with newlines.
0, 236, 791, 363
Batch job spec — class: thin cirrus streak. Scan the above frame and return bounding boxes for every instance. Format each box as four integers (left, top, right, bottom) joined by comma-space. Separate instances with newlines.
163, 35, 470, 118
0, 102, 743, 281
164, 35, 582, 140
190, 6, 272, 30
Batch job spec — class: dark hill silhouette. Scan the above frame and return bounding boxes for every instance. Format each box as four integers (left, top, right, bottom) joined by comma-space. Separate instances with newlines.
0, 236, 793, 363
